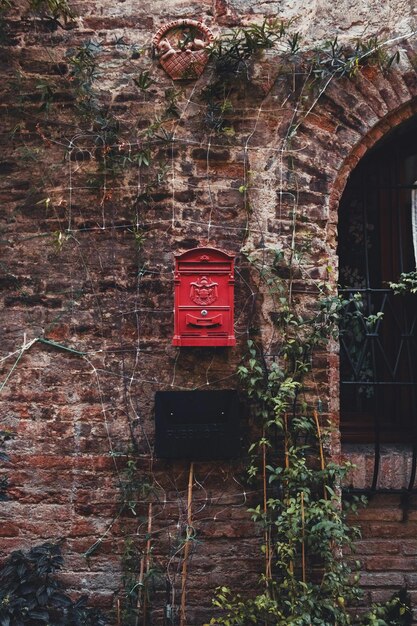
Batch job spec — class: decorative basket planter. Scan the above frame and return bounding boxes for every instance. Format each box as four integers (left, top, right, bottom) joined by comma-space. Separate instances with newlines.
152, 19, 214, 81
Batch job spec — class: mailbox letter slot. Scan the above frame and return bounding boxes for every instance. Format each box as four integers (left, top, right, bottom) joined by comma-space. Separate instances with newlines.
186, 313, 223, 327
173, 247, 236, 347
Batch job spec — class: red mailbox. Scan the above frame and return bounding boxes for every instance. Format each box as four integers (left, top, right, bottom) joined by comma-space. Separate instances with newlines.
173, 247, 236, 347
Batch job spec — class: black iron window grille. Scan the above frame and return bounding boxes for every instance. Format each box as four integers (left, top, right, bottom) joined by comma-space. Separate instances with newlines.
338, 119, 417, 493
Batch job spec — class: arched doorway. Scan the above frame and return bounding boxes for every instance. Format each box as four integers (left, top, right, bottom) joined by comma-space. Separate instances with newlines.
338, 116, 417, 463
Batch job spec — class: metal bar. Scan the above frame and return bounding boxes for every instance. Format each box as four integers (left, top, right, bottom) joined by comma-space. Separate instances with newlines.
405, 306, 417, 491
339, 140, 417, 493
408, 425, 417, 491
339, 288, 393, 293
374, 335, 396, 380
341, 381, 417, 386
365, 169, 380, 491
349, 184, 417, 191
343, 487, 417, 496
370, 336, 381, 492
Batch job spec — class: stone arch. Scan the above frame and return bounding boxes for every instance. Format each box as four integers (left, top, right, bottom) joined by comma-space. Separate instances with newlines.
245, 53, 417, 381
282, 55, 417, 463
300, 60, 417, 488
329, 97, 417, 215
291, 51, 417, 220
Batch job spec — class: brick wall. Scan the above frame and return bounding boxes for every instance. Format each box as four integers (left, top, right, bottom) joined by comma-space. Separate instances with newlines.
2, 0, 417, 623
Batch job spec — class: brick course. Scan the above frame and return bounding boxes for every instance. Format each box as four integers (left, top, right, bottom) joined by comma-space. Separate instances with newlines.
2, 0, 417, 623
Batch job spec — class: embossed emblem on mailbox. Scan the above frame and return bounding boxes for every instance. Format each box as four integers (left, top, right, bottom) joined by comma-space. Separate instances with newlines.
173, 247, 236, 347
190, 276, 218, 305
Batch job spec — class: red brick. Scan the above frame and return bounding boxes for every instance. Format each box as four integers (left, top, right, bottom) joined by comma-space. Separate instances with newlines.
0, 522, 20, 537
2, 6, 417, 622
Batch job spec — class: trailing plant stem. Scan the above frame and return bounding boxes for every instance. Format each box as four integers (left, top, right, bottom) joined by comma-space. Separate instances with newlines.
180, 462, 194, 626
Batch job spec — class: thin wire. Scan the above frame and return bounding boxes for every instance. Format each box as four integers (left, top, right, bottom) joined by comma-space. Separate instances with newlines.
1, 27, 375, 618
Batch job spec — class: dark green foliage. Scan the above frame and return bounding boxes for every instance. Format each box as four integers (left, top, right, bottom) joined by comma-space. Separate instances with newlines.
133, 70, 155, 92
119, 537, 164, 626
0, 543, 107, 626
312, 36, 400, 79
163, 88, 181, 119
35, 80, 56, 112
209, 253, 363, 625
26, 0, 75, 21
0, 0, 12, 12
389, 271, 417, 295
0, 0, 75, 23
210, 251, 412, 625
65, 40, 101, 118
209, 18, 288, 76
119, 459, 154, 516
0, 431, 12, 465
67, 40, 99, 85
0, 430, 13, 502
362, 589, 412, 626
0, 475, 9, 502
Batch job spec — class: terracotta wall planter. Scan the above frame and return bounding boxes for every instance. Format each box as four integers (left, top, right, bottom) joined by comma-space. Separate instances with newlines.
152, 19, 214, 80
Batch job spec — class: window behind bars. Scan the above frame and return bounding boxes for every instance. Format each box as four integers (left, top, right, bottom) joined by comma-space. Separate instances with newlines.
338, 119, 417, 449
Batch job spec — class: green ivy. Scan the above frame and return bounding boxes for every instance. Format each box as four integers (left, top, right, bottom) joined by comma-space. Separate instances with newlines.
389, 270, 417, 295
208, 251, 409, 625
361, 589, 412, 626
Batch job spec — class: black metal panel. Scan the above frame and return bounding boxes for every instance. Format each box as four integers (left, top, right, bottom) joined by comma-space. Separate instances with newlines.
154, 390, 241, 460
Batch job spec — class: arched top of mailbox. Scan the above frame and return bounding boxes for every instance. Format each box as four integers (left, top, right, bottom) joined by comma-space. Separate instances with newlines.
175, 247, 235, 263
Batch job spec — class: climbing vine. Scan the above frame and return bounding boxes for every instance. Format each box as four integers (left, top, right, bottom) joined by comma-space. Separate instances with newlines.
210, 258, 362, 625
0, 6, 414, 626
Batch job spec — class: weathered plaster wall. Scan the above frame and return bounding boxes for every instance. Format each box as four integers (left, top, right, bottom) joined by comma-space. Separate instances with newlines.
1, 0, 417, 623
224, 0, 417, 42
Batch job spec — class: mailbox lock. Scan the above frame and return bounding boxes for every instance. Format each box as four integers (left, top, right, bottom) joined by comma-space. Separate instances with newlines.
201, 309, 208, 317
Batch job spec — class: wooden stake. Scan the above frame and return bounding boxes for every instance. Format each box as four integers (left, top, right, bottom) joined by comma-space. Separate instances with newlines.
136, 502, 153, 626
313, 409, 325, 471
283, 413, 294, 575
313, 409, 327, 500
180, 462, 194, 626
284, 413, 289, 470
262, 438, 272, 582
145, 502, 153, 572
300, 491, 306, 584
